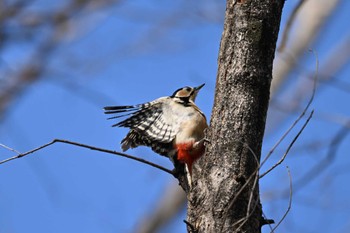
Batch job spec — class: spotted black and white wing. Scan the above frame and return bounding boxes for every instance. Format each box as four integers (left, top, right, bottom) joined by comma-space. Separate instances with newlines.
104, 97, 180, 156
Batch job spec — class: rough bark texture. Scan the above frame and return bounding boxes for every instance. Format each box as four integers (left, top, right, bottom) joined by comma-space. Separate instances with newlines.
186, 1, 284, 232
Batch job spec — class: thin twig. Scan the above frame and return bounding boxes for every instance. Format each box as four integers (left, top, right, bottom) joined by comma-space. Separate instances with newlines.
234, 169, 260, 231
270, 167, 293, 233
228, 146, 259, 209
232, 198, 260, 231
218, 110, 311, 229
260, 110, 314, 178
229, 151, 261, 231
0, 139, 174, 176
221, 94, 313, 229
260, 49, 319, 176
260, 105, 312, 169
246, 163, 259, 216
0, 143, 21, 154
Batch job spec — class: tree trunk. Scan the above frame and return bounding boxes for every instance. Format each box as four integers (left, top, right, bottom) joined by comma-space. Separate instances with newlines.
186, 1, 284, 232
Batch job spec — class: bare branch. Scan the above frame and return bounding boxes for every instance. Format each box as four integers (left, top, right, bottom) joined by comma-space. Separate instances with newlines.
317, 36, 350, 83
222, 144, 262, 232
260, 50, 318, 177
234, 167, 260, 231
219, 112, 308, 229
0, 139, 174, 176
261, 105, 314, 172
270, 167, 293, 233
0, 143, 21, 154
260, 110, 314, 178
233, 198, 260, 232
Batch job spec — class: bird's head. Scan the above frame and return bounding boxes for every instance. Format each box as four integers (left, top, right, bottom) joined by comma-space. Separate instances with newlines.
171, 83, 205, 102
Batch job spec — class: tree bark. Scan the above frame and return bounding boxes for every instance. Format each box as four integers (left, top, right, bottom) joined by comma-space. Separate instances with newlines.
186, 1, 284, 232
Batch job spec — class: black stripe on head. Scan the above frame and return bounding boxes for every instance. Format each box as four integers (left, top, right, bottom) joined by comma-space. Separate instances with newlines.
171, 86, 192, 97
171, 87, 183, 97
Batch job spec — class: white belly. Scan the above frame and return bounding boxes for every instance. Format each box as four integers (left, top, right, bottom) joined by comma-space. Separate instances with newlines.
175, 108, 207, 144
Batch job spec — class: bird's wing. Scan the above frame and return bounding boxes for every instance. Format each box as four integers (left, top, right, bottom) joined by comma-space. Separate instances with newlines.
104, 97, 181, 154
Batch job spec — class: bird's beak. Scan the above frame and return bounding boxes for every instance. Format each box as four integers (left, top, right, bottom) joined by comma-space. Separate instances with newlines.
194, 83, 205, 92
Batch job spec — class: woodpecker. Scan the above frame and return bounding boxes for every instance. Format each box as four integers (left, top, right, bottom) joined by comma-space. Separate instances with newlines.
104, 84, 208, 175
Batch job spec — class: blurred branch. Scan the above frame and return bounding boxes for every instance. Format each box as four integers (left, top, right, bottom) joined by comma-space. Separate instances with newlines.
289, 121, 350, 195
271, 0, 340, 95
47, 73, 117, 107
267, 36, 350, 134
317, 36, 350, 83
134, 183, 186, 233
278, 0, 307, 53
325, 78, 350, 93
281, 36, 350, 113
272, 102, 350, 130
0, 0, 31, 48
0, 139, 174, 175
0, 0, 119, 120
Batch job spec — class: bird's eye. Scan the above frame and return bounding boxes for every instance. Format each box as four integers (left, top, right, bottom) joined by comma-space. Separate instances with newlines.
185, 87, 192, 92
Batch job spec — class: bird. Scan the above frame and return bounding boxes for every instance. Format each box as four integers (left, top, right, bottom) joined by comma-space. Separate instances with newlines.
104, 84, 208, 176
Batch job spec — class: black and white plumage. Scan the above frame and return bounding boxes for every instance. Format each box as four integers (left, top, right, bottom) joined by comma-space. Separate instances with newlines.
104, 84, 207, 159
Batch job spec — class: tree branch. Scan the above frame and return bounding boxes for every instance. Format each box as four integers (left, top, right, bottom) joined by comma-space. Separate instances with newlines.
0, 139, 174, 176
270, 167, 293, 233
260, 110, 314, 178
260, 49, 318, 177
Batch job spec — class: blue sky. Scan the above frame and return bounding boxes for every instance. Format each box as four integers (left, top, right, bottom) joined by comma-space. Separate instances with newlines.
1, 1, 350, 233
